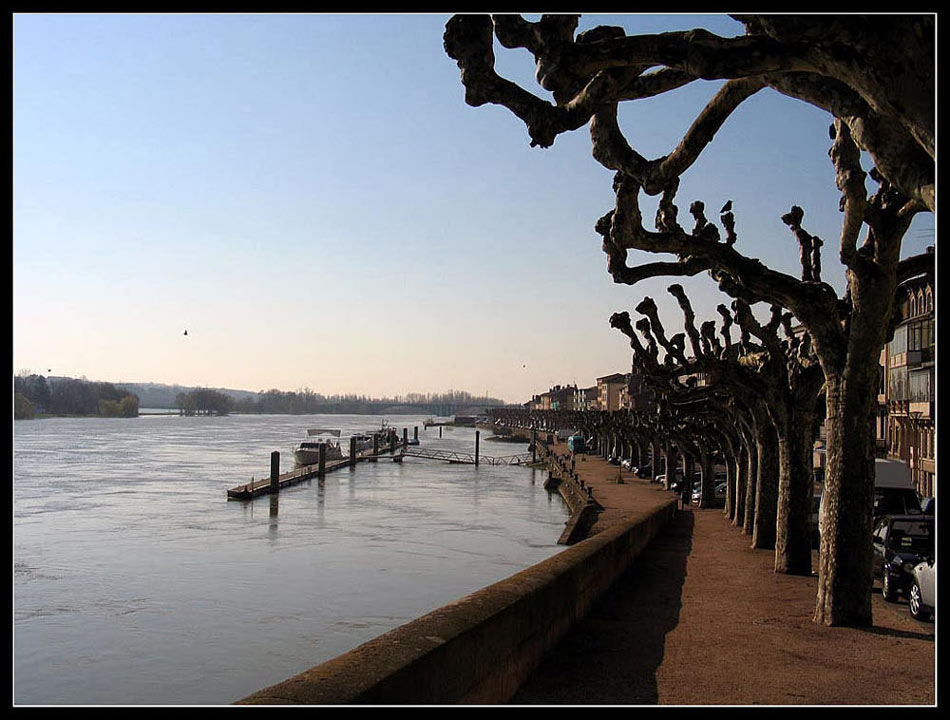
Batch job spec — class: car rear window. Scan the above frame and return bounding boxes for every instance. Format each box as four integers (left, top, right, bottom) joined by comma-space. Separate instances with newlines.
874, 489, 921, 515
888, 519, 934, 553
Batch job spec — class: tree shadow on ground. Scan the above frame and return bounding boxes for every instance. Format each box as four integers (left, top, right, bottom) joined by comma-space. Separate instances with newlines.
860, 623, 935, 642
510, 508, 695, 705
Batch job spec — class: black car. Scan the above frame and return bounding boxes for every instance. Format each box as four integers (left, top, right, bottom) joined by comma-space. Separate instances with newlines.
871, 514, 935, 602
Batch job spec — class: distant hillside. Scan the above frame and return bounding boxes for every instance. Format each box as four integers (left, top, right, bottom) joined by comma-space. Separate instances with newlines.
115, 382, 259, 408
111, 382, 508, 414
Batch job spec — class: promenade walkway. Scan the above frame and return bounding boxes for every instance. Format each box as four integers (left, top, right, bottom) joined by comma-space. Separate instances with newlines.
513, 440, 935, 706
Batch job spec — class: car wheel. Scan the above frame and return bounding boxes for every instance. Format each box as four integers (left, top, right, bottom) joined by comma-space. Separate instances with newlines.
881, 571, 898, 602
908, 582, 931, 621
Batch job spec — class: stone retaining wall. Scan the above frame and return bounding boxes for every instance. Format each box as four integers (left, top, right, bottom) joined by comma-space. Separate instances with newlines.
237, 496, 676, 705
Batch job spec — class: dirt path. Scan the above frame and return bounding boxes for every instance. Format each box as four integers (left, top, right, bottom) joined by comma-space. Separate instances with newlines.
511, 448, 935, 706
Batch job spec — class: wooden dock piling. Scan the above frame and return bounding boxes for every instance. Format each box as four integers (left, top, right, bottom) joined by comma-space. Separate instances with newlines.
270, 451, 280, 494
475, 430, 480, 467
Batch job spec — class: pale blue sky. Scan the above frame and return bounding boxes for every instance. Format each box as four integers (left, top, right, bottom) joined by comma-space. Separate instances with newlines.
13, 13, 934, 403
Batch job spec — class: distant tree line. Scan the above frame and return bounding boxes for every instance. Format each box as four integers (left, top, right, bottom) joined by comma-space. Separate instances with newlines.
14, 373, 509, 419
14, 373, 140, 419
227, 388, 508, 415
174, 388, 234, 416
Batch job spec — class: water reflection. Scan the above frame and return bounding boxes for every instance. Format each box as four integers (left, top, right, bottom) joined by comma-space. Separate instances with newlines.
268, 493, 280, 536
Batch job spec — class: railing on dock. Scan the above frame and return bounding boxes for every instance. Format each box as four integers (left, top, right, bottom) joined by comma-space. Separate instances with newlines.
399, 446, 533, 466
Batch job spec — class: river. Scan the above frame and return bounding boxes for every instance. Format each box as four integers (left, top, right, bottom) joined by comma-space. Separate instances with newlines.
13, 413, 568, 705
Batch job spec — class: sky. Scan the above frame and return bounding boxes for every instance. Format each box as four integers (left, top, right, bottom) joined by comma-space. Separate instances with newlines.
13, 13, 935, 404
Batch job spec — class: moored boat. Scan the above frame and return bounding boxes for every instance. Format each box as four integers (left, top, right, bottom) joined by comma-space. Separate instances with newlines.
350, 433, 376, 454
293, 429, 343, 465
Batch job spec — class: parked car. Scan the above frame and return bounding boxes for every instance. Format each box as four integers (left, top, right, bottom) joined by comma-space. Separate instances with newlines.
872, 459, 922, 518
819, 459, 921, 540
808, 493, 823, 548
909, 557, 935, 621
715, 481, 727, 502
691, 481, 727, 506
871, 514, 934, 602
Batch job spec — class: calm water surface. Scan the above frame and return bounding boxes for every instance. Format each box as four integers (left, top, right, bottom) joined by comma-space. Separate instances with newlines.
13, 414, 568, 705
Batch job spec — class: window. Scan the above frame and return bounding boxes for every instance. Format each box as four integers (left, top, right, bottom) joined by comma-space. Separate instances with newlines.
888, 366, 909, 401
889, 325, 908, 355
909, 370, 932, 402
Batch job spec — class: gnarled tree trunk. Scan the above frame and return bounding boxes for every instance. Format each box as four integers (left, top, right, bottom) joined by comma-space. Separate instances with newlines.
752, 407, 779, 550
773, 403, 820, 575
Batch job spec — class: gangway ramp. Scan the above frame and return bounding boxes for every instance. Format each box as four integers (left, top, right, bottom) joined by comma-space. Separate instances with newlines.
399, 447, 534, 466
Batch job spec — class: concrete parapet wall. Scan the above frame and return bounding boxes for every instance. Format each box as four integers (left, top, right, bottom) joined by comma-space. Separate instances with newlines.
237, 497, 676, 705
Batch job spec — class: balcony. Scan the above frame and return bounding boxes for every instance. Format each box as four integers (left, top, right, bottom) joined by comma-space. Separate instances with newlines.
889, 351, 921, 368
908, 401, 933, 420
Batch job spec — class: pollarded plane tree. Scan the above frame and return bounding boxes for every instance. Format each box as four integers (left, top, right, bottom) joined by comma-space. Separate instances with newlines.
669, 307, 757, 527
612, 307, 749, 514
728, 296, 827, 574
593, 76, 932, 575
659, 388, 749, 521
707, 397, 759, 535
641, 370, 749, 519
665, 286, 824, 573
602, 409, 644, 463
445, 13, 934, 627
613, 406, 673, 472
615, 407, 663, 472
660, 399, 731, 509
615, 281, 827, 573
611, 300, 780, 551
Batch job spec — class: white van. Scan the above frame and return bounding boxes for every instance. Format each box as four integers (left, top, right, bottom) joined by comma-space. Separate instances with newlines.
817, 459, 919, 540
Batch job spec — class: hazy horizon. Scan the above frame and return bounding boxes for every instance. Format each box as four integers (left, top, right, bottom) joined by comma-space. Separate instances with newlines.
13, 13, 935, 405
16, 371, 515, 406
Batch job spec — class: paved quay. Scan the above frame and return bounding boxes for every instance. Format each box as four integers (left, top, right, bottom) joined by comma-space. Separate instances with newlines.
514, 440, 935, 706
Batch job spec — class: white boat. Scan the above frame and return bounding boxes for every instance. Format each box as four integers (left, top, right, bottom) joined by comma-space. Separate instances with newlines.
350, 433, 376, 454
293, 429, 343, 465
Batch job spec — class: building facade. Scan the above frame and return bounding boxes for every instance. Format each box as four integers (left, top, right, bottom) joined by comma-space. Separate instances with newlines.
574, 385, 599, 411
879, 273, 935, 497
596, 373, 627, 412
